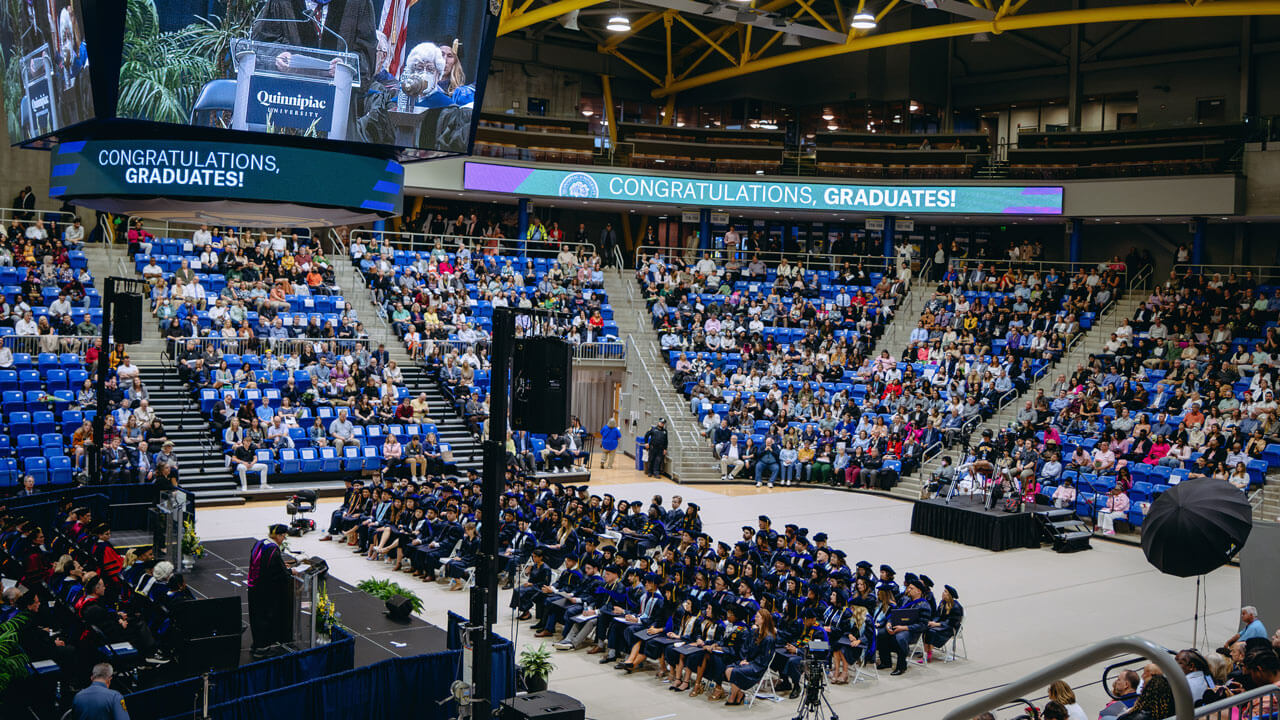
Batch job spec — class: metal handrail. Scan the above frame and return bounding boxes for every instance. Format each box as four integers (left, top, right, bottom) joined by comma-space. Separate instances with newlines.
634, 245, 898, 275
352, 227, 598, 260
138, 223, 314, 242
942, 635, 1194, 720
612, 244, 626, 273
0, 205, 78, 225
1171, 262, 1280, 285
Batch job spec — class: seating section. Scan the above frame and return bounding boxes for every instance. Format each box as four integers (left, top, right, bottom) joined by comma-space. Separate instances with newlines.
949, 266, 1275, 531
1009, 123, 1243, 179
133, 232, 362, 340
815, 132, 987, 179
352, 240, 615, 422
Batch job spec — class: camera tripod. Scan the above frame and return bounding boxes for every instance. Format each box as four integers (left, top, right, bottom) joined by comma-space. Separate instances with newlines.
792, 643, 838, 720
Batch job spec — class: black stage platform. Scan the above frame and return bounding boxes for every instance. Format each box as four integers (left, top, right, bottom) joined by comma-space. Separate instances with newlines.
910, 496, 1043, 551
185, 538, 448, 668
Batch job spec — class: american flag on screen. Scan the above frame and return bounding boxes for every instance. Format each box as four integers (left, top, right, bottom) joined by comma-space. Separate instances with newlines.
379, 0, 418, 76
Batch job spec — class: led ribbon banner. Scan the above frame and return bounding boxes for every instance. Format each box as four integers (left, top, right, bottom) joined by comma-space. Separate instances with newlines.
463, 162, 1064, 215
50, 139, 404, 215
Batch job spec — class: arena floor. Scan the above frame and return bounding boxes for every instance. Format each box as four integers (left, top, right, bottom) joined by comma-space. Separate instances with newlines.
196, 466, 1244, 720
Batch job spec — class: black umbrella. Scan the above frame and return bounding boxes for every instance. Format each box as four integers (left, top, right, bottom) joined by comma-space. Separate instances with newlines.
1141, 478, 1253, 578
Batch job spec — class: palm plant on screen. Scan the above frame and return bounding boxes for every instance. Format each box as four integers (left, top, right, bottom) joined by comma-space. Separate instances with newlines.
117, 0, 216, 123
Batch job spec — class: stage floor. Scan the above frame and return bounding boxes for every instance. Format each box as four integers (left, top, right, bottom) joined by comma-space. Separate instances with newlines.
186, 538, 448, 669
910, 495, 1044, 551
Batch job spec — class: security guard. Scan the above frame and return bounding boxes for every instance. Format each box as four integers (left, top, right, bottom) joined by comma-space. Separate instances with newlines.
72, 663, 130, 720
642, 419, 668, 478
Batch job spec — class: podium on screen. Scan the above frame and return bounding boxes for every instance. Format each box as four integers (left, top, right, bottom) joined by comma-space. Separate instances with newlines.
230, 38, 360, 141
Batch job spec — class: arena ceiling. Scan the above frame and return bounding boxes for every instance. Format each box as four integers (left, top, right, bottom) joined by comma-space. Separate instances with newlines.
494, 0, 1280, 100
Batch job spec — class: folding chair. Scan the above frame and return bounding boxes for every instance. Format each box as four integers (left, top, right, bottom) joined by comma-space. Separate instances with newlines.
943, 626, 968, 662
747, 668, 782, 707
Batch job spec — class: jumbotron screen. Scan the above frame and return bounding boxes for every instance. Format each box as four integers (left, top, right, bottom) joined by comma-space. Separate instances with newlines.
0, 0, 95, 144
115, 0, 493, 157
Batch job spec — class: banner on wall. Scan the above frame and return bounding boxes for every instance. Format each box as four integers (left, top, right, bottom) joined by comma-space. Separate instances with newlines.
463, 162, 1065, 215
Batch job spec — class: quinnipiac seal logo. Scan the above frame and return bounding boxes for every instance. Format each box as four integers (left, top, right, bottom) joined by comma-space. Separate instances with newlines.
558, 172, 599, 199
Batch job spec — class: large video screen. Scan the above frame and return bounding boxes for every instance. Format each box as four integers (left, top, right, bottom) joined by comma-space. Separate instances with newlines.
0, 0, 95, 144
117, 0, 492, 156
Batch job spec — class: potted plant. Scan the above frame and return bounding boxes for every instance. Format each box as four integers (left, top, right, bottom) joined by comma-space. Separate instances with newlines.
518, 643, 555, 693
316, 583, 342, 641
356, 578, 424, 614
181, 520, 205, 569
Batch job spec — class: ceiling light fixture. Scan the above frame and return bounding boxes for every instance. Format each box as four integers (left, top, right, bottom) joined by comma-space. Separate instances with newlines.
827, 124, 838, 131
606, 3, 630, 32
822, 112, 834, 120
581, 109, 594, 116
851, 11, 876, 29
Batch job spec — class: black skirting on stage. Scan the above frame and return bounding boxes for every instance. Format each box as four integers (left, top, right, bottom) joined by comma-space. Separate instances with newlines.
910, 497, 1042, 552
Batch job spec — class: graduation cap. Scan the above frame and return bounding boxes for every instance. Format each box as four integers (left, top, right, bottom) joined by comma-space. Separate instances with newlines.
734, 541, 750, 551
813, 532, 828, 542
644, 573, 660, 585
880, 564, 895, 576
856, 560, 873, 570
758, 515, 771, 523
717, 541, 731, 551
687, 503, 700, 511
801, 607, 820, 620
601, 545, 617, 554
833, 549, 847, 559
741, 525, 754, 533
920, 574, 935, 589
785, 523, 799, 531
906, 577, 926, 593
904, 572, 918, 586
944, 584, 959, 600
581, 557, 599, 570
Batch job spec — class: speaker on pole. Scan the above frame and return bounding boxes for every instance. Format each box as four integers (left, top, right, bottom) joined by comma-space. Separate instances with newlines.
113, 292, 144, 344
511, 337, 572, 433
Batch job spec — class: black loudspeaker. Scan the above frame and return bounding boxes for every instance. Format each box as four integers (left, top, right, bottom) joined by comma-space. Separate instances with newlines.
511, 337, 572, 433
385, 594, 413, 621
500, 691, 585, 720
113, 292, 144, 344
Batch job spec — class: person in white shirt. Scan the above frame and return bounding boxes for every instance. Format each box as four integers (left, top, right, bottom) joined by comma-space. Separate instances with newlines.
270, 232, 288, 256
116, 359, 140, 384
25, 220, 48, 241
1046, 681, 1089, 720
193, 224, 212, 246
694, 254, 716, 277
64, 220, 84, 248
184, 280, 207, 309
142, 258, 163, 283
349, 239, 366, 260
14, 311, 38, 335
208, 298, 229, 324
49, 294, 72, 317
717, 434, 744, 480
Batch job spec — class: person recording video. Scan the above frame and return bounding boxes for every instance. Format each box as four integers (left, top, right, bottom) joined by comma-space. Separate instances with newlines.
390, 41, 472, 152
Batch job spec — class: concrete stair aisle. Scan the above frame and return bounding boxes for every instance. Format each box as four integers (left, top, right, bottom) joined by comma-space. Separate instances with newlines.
866, 278, 935, 361
135, 364, 243, 504
80, 243, 168, 365
399, 364, 482, 476
334, 250, 414, 369
888, 293, 1147, 502
600, 272, 720, 483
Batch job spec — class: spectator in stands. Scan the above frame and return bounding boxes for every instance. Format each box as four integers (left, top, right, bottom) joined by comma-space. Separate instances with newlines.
1099, 669, 1140, 718
232, 436, 270, 490
1046, 681, 1088, 720
328, 409, 360, 451
1224, 606, 1268, 649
